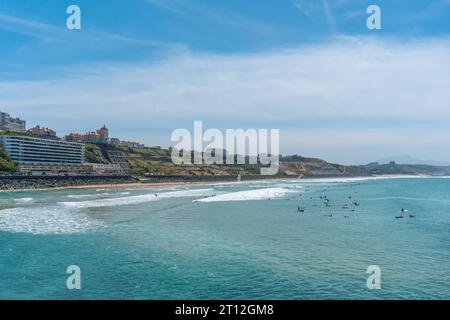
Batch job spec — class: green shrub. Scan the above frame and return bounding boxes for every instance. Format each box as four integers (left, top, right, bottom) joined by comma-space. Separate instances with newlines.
0, 146, 17, 172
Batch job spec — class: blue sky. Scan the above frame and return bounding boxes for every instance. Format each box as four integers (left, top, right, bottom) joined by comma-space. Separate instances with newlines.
1, 0, 450, 164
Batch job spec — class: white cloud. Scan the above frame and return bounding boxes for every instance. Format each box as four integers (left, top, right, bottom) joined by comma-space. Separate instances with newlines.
1, 37, 450, 163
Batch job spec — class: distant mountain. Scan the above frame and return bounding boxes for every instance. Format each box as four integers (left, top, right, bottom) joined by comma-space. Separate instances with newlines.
376, 155, 450, 166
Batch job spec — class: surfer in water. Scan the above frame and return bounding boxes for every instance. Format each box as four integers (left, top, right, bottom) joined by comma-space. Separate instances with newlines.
401, 209, 415, 218
396, 208, 407, 219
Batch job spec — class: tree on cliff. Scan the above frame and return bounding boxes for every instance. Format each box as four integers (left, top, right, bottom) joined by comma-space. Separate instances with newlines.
0, 146, 17, 172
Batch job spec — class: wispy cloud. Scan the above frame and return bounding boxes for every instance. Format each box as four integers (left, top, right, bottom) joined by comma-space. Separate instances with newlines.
0, 13, 62, 42
146, 0, 273, 34
291, 0, 337, 34
0, 12, 181, 49
321, 0, 337, 34
290, 0, 314, 16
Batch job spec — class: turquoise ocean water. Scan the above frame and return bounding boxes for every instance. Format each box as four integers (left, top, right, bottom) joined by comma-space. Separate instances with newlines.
0, 177, 449, 299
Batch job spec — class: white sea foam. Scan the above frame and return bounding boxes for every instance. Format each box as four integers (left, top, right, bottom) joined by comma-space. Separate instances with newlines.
67, 193, 110, 199
68, 194, 96, 199
298, 176, 419, 184
272, 183, 303, 189
248, 184, 271, 189
14, 197, 34, 203
60, 188, 215, 208
157, 189, 215, 198
195, 188, 295, 202
0, 206, 104, 235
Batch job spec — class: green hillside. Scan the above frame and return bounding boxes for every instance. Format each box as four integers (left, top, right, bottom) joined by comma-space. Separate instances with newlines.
89, 144, 367, 177
102, 144, 268, 176
1, 137, 449, 177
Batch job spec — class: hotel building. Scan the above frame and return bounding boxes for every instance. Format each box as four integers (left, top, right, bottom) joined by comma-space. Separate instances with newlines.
27, 125, 58, 140
0, 135, 84, 165
65, 125, 109, 144
0, 111, 26, 132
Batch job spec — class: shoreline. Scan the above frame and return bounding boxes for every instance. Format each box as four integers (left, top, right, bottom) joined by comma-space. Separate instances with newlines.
0, 176, 298, 193
0, 174, 433, 194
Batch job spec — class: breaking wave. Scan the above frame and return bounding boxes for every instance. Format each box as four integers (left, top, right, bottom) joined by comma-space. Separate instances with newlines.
60, 189, 215, 209
67, 193, 109, 199
195, 188, 295, 202
297, 176, 419, 184
14, 197, 34, 203
0, 206, 104, 235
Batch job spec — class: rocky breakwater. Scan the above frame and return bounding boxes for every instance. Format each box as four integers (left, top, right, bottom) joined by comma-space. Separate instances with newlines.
0, 175, 138, 191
